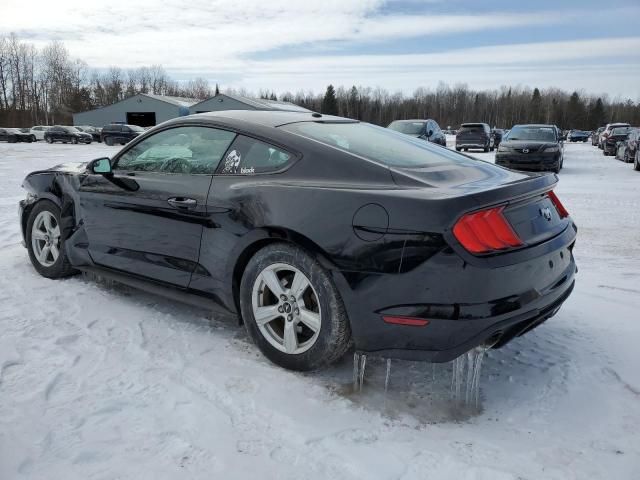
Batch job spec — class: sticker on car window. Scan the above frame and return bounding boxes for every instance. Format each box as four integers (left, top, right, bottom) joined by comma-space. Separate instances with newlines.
223, 149, 242, 173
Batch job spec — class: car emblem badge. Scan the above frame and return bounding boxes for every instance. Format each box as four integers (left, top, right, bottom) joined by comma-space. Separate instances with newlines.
540, 207, 552, 222
522, 148, 529, 154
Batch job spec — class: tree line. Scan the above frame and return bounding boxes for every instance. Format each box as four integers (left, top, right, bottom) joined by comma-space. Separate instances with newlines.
1, 34, 639, 129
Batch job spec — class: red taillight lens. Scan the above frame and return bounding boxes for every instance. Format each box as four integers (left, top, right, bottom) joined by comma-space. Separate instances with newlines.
548, 190, 569, 218
382, 316, 430, 327
453, 206, 523, 254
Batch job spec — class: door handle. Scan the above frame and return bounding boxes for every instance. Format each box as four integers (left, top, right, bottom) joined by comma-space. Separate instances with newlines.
167, 197, 197, 209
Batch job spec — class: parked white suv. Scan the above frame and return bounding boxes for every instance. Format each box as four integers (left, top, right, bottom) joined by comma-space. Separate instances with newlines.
29, 126, 50, 141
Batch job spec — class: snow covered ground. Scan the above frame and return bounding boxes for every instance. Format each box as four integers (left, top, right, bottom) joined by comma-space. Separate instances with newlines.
1, 140, 639, 479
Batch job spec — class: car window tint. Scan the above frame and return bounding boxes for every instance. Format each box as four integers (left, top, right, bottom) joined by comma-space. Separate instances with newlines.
114, 126, 236, 174
218, 135, 292, 175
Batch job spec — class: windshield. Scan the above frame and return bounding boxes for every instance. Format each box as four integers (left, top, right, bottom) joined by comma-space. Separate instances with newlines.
387, 121, 426, 135
282, 122, 472, 168
459, 124, 485, 133
611, 127, 631, 136
128, 125, 145, 132
7, 128, 22, 133
506, 126, 557, 142
65, 127, 80, 133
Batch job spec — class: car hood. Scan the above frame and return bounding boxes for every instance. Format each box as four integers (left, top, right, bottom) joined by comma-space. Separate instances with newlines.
29, 162, 88, 175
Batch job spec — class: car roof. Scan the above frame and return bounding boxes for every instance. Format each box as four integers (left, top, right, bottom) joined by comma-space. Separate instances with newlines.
512, 124, 556, 128
390, 119, 429, 123
186, 110, 355, 128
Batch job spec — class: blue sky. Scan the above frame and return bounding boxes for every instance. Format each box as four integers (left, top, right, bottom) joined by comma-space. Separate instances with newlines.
2, 0, 639, 98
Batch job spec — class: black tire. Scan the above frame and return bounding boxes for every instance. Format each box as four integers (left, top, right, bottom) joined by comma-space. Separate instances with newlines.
72, 137, 78, 144
105, 136, 113, 146
25, 200, 77, 279
240, 243, 351, 371
623, 150, 630, 163
8, 137, 16, 143
455, 147, 461, 152
635, 152, 640, 171
46, 136, 53, 144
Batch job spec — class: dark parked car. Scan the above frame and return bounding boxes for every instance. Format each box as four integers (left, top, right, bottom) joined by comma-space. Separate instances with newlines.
603, 126, 631, 156
18, 111, 577, 371
567, 130, 589, 142
0, 127, 35, 143
599, 122, 630, 149
387, 119, 447, 146
76, 125, 102, 142
592, 127, 604, 146
614, 128, 638, 163
455, 123, 494, 152
45, 126, 92, 144
101, 123, 145, 145
495, 124, 564, 173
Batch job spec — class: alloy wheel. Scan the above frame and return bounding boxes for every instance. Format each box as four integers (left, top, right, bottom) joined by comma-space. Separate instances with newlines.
31, 211, 60, 267
251, 263, 321, 354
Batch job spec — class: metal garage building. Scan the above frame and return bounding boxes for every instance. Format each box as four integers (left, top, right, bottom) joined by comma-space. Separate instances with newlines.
73, 94, 198, 128
189, 94, 311, 114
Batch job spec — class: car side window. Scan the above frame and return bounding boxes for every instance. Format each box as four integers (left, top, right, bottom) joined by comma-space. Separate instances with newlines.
218, 135, 293, 175
114, 126, 236, 174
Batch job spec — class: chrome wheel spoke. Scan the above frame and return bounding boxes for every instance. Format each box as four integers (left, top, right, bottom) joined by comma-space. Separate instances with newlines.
32, 230, 47, 241
298, 307, 321, 333
43, 213, 55, 233
38, 245, 51, 263
289, 271, 309, 300
254, 305, 280, 326
261, 269, 285, 297
283, 321, 298, 353
50, 224, 60, 238
49, 244, 59, 262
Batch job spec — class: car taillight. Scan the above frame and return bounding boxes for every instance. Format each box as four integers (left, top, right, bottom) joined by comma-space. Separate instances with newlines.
452, 206, 523, 254
548, 190, 569, 218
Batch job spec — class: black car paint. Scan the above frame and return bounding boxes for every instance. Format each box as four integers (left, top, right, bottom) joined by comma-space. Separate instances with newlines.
100, 124, 142, 145
19, 111, 577, 362
0, 128, 35, 143
45, 126, 93, 144
495, 124, 564, 172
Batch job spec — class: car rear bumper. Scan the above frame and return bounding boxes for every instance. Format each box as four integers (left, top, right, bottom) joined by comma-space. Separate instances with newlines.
456, 143, 487, 149
334, 222, 578, 362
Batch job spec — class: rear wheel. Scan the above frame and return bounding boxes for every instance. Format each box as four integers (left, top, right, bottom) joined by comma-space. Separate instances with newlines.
46, 136, 53, 144
635, 152, 640, 171
105, 136, 113, 146
8, 137, 16, 143
483, 145, 489, 152
26, 200, 76, 279
455, 147, 461, 152
623, 150, 630, 163
72, 137, 78, 144
240, 243, 351, 371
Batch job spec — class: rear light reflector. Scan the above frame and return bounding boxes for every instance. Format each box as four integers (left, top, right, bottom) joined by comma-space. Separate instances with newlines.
382, 316, 430, 327
548, 190, 569, 218
453, 206, 523, 254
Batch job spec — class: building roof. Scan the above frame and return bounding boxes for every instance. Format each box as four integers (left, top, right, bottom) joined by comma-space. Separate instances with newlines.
142, 93, 199, 107
190, 93, 312, 113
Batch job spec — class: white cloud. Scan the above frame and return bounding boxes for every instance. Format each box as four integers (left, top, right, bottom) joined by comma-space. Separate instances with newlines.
1, 1, 638, 97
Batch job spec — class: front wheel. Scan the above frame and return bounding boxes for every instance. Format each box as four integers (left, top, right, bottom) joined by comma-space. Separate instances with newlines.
26, 200, 76, 278
240, 243, 351, 371
635, 152, 640, 171
72, 137, 78, 144
46, 137, 53, 144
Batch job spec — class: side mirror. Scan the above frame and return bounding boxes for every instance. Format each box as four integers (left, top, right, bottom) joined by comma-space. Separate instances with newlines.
89, 157, 112, 174
427, 129, 434, 137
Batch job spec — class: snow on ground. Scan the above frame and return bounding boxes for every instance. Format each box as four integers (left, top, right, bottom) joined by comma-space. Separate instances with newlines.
1, 140, 639, 479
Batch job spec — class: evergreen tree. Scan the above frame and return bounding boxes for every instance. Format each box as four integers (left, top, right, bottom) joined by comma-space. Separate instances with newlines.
589, 97, 606, 129
348, 85, 359, 119
215, 83, 220, 96
321, 84, 338, 115
567, 91, 586, 129
530, 88, 542, 123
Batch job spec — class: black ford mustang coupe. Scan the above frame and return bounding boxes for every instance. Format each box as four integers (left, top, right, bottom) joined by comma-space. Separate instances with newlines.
19, 111, 577, 371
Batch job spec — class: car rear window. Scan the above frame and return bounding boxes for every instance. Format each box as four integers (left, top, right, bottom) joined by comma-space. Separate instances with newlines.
281, 121, 473, 168
387, 121, 425, 135
506, 126, 557, 142
459, 124, 486, 133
